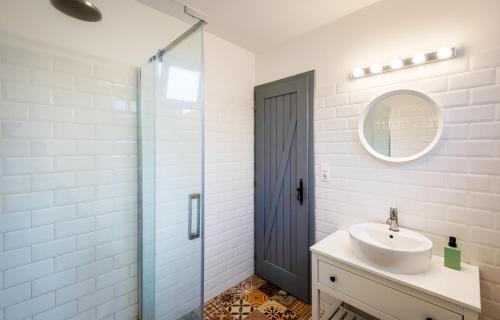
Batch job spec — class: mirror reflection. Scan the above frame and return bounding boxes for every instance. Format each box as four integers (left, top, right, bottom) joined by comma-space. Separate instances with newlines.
362, 91, 441, 159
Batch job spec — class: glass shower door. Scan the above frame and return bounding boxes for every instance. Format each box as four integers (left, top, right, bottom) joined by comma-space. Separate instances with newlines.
139, 22, 204, 320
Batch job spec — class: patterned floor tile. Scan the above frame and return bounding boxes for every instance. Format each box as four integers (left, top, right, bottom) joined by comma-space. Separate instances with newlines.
257, 282, 280, 297
244, 310, 269, 320
281, 308, 299, 320
243, 289, 269, 308
227, 275, 265, 302
288, 299, 311, 319
227, 298, 255, 320
257, 300, 287, 320
243, 275, 267, 289
212, 285, 246, 310
205, 300, 232, 319
231, 282, 254, 298
270, 290, 296, 307
205, 310, 235, 320
204, 275, 312, 320
213, 294, 237, 310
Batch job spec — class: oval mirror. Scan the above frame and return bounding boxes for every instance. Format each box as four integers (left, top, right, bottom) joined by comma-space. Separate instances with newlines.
359, 90, 443, 162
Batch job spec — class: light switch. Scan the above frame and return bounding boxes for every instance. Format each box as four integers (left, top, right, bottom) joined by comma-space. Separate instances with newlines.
320, 162, 330, 182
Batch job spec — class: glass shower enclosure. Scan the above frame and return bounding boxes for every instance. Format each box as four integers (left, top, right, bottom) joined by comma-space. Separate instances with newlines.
138, 10, 205, 320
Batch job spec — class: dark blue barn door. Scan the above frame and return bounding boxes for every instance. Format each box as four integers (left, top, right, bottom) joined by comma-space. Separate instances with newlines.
254, 71, 314, 303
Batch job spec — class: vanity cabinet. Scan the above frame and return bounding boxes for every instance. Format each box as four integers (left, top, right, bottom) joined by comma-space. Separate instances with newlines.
311, 231, 481, 320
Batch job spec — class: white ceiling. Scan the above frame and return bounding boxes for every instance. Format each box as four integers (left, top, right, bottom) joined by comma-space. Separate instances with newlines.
0, 0, 380, 64
179, 0, 380, 52
0, 0, 190, 65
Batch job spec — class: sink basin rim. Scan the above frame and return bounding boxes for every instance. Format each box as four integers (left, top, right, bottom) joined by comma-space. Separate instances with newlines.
349, 222, 433, 253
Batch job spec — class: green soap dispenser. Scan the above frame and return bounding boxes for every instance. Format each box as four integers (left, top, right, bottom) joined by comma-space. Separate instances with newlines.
444, 236, 461, 271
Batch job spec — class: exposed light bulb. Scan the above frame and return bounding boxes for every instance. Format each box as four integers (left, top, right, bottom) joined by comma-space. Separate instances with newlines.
370, 64, 383, 73
412, 52, 426, 64
390, 58, 403, 69
352, 68, 365, 78
437, 46, 453, 59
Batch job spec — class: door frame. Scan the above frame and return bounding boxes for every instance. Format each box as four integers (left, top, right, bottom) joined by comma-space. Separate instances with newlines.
253, 70, 315, 301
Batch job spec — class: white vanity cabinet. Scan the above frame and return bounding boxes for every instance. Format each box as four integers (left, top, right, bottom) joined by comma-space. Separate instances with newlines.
311, 231, 481, 320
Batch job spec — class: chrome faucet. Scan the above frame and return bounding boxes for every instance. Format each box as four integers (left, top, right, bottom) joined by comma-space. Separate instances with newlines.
386, 207, 399, 232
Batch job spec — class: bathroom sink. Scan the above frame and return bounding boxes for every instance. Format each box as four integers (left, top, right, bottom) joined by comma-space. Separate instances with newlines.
349, 223, 433, 274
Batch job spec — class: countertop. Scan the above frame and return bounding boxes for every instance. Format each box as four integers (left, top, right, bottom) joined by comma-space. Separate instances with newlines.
310, 230, 481, 312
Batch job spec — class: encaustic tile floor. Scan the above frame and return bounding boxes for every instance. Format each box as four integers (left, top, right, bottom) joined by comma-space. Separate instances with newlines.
203, 275, 312, 320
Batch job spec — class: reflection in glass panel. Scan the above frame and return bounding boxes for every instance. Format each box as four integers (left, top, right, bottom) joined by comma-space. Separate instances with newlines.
139, 23, 204, 320
154, 25, 203, 320
363, 92, 440, 158
166, 66, 201, 102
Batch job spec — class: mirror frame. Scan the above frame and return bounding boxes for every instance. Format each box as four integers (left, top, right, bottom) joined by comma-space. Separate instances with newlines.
358, 89, 444, 163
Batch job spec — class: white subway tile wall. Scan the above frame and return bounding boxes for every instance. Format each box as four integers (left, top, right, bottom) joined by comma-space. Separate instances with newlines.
314, 48, 500, 319
202, 34, 256, 301
204, 93, 255, 300
0, 44, 138, 320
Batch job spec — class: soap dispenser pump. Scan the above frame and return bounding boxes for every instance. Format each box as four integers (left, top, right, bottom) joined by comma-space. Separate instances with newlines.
444, 236, 461, 270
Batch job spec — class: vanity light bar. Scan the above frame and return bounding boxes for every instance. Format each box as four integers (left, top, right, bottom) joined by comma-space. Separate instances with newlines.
351, 47, 457, 79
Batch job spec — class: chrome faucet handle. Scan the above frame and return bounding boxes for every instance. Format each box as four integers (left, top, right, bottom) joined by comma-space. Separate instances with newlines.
387, 207, 399, 232
389, 207, 398, 219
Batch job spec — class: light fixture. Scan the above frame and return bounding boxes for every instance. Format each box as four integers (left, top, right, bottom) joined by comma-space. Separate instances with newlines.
350, 47, 457, 79
412, 52, 426, 64
370, 64, 383, 73
50, 0, 102, 22
352, 68, 365, 78
390, 58, 403, 69
437, 46, 453, 59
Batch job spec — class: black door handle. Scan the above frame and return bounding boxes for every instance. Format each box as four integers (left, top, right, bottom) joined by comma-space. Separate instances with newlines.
296, 179, 304, 205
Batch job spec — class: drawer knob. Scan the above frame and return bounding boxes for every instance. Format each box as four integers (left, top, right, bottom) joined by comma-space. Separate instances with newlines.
330, 276, 336, 283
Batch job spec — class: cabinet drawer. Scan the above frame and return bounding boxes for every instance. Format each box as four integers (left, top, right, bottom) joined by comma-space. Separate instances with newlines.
318, 261, 462, 320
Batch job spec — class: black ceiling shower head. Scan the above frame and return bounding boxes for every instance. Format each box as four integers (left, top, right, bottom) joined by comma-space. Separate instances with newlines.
50, 0, 102, 22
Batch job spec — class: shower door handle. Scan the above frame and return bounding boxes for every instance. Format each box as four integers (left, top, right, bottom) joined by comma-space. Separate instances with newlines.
188, 193, 201, 240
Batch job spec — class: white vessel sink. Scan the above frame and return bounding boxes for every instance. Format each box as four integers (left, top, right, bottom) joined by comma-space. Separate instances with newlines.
349, 223, 433, 274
